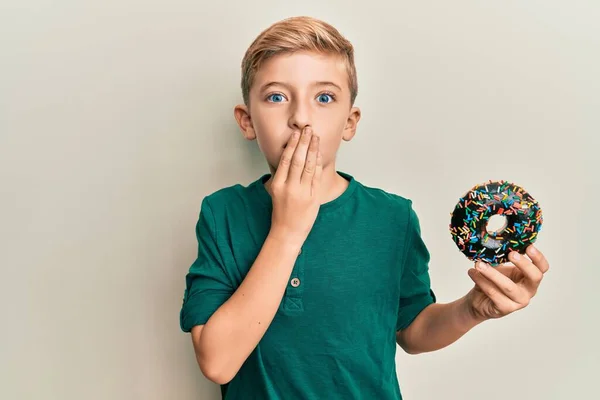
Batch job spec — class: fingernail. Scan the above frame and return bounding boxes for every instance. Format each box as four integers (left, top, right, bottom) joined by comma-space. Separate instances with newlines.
527, 246, 537, 255
306, 127, 312, 134
293, 131, 300, 139
476, 262, 488, 271
510, 251, 521, 261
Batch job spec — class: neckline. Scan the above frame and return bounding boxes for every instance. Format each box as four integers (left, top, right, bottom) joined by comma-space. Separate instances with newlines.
252, 170, 358, 213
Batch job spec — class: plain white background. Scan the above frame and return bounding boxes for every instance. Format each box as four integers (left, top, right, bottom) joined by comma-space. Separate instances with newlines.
1, 1, 598, 399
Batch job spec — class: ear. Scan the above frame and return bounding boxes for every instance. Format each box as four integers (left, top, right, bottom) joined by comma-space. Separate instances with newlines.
342, 107, 361, 142
234, 104, 256, 141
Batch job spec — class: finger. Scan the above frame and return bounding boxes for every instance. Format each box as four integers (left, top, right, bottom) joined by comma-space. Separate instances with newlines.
273, 131, 301, 186
494, 263, 514, 276
526, 245, 550, 274
475, 262, 530, 305
508, 251, 543, 292
312, 150, 323, 196
494, 263, 525, 283
288, 126, 313, 182
301, 134, 319, 185
468, 268, 519, 313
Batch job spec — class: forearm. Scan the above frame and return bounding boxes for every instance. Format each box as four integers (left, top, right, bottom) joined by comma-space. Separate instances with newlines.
397, 295, 487, 354
198, 230, 301, 383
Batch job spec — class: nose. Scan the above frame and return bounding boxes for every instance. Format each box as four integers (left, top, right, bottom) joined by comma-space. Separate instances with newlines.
288, 100, 311, 132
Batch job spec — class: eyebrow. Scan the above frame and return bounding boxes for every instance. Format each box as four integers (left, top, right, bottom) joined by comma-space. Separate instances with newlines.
259, 81, 343, 92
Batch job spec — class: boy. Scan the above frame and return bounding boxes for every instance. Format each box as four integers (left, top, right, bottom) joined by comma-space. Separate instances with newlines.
179, 16, 550, 399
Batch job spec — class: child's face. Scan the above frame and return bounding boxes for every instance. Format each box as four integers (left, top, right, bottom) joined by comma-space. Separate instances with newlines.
235, 51, 361, 172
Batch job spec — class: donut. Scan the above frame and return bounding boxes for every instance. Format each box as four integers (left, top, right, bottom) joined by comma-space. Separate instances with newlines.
449, 180, 543, 266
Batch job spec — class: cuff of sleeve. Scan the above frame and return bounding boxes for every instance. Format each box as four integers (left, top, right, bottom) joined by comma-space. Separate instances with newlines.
180, 293, 230, 333
396, 290, 436, 331
180, 301, 208, 333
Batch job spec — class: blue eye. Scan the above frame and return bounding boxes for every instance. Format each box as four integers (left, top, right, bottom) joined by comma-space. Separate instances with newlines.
267, 93, 285, 103
266, 92, 335, 103
317, 93, 335, 104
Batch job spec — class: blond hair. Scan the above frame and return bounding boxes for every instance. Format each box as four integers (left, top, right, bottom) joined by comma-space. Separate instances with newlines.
240, 16, 358, 107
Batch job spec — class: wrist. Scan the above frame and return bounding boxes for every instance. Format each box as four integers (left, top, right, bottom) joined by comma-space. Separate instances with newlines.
266, 228, 305, 253
457, 295, 488, 329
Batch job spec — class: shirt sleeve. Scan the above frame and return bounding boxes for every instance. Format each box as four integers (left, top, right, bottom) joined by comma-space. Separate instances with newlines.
179, 198, 234, 333
396, 200, 437, 331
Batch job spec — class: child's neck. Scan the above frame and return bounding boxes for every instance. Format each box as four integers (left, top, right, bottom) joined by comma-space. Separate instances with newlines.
318, 165, 349, 205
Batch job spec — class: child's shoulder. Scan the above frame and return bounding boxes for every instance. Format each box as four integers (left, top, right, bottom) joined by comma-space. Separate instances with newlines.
202, 182, 245, 203
355, 177, 415, 211
198, 175, 266, 213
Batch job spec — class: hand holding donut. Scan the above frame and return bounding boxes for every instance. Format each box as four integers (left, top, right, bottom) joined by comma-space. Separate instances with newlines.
465, 245, 550, 320
448, 180, 549, 320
